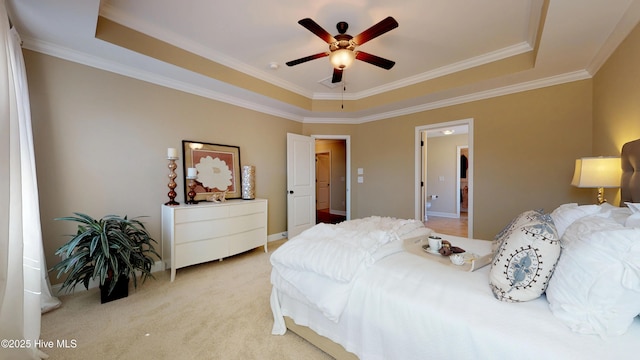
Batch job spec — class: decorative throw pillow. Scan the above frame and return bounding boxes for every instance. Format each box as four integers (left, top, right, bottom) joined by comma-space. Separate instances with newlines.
550, 203, 601, 238
546, 227, 640, 337
492, 209, 543, 254
489, 213, 560, 302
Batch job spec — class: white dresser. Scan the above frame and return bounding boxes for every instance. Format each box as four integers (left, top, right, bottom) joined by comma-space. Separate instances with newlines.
161, 199, 268, 281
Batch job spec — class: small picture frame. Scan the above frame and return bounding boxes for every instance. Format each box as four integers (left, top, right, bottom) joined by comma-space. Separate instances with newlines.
182, 140, 241, 201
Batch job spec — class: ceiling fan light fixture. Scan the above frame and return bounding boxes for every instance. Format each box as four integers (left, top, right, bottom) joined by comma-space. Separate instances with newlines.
330, 49, 356, 69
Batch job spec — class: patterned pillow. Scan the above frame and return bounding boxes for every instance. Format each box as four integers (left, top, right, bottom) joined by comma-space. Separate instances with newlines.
492, 209, 543, 254
489, 213, 560, 302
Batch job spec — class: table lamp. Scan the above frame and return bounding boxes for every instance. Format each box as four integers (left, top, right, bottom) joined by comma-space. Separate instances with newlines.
571, 156, 621, 204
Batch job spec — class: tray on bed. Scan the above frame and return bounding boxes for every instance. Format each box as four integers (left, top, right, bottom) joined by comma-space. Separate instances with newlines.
403, 234, 492, 272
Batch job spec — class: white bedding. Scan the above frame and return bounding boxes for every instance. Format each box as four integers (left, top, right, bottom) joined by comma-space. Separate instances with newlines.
271, 234, 640, 360
270, 217, 430, 321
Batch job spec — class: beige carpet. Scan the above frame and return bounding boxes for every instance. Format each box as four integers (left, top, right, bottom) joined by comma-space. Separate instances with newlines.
41, 239, 333, 359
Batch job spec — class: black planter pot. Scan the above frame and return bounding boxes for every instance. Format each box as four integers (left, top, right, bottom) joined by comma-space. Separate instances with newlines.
100, 275, 129, 304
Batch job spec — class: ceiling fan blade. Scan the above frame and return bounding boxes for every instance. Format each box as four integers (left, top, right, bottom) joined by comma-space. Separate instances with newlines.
355, 51, 395, 70
332, 68, 343, 83
298, 18, 336, 44
352, 16, 398, 46
286, 52, 330, 67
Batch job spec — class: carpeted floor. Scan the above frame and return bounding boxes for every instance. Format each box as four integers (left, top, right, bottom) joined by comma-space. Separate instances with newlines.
41, 240, 333, 360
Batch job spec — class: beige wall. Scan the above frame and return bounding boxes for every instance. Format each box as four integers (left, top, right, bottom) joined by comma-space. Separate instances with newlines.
593, 21, 640, 207
341, 82, 594, 238
427, 134, 468, 215
25, 51, 302, 275
31, 29, 639, 282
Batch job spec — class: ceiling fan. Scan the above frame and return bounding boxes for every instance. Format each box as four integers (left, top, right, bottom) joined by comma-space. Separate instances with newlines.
286, 16, 399, 84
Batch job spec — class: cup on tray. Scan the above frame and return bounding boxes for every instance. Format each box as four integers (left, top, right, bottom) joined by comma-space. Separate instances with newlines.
450, 253, 465, 265
428, 236, 442, 251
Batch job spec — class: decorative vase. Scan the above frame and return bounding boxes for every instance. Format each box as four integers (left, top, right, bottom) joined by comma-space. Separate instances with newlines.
241, 165, 256, 200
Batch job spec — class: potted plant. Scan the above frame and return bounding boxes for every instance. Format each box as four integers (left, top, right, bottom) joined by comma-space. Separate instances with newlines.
51, 213, 159, 303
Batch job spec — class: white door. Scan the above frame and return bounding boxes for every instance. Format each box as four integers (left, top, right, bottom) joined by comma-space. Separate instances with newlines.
421, 131, 428, 221
316, 152, 330, 210
287, 133, 315, 239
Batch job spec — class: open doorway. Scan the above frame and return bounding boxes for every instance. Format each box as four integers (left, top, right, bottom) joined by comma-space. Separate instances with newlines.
415, 119, 473, 237
314, 136, 350, 224
458, 146, 469, 214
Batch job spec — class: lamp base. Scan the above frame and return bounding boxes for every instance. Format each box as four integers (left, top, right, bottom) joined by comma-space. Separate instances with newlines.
596, 187, 607, 205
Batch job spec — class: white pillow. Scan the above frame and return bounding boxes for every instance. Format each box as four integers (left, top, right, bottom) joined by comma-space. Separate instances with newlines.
550, 203, 601, 238
489, 213, 560, 302
597, 202, 633, 225
546, 227, 640, 337
560, 215, 623, 248
625, 202, 640, 213
625, 213, 640, 228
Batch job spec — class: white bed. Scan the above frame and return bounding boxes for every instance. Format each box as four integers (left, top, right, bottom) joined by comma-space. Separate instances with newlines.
270, 139, 640, 360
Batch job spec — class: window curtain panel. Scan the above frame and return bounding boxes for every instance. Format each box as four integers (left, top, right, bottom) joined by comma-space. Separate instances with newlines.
0, 1, 61, 359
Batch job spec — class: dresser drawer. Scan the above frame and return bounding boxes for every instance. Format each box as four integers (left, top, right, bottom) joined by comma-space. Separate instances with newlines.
174, 213, 265, 244
174, 205, 230, 223
229, 201, 266, 216
228, 227, 267, 256
175, 238, 228, 268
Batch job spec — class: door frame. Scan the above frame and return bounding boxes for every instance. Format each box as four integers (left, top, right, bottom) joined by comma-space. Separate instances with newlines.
312, 134, 351, 221
315, 151, 331, 211
414, 119, 473, 237
456, 145, 469, 217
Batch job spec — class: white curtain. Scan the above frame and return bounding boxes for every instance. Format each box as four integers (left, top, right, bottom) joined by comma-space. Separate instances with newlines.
0, 1, 61, 359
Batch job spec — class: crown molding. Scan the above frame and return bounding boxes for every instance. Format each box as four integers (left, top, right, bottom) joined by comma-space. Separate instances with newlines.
303, 70, 591, 124
22, 36, 590, 126
21, 37, 306, 123
100, 4, 535, 103
99, 5, 315, 99
321, 41, 533, 101
587, 0, 640, 75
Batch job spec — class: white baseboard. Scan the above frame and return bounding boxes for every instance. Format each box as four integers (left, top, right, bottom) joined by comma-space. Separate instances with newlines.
51, 232, 289, 296
51, 260, 166, 296
426, 211, 459, 219
51, 279, 99, 297
268, 232, 288, 241
151, 260, 165, 273
329, 209, 346, 216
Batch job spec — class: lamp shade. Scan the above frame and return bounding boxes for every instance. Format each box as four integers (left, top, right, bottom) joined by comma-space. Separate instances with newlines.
571, 156, 621, 188
329, 49, 356, 69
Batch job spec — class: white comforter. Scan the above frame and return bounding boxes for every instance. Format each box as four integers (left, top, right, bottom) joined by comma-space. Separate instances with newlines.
270, 217, 430, 321
271, 234, 640, 360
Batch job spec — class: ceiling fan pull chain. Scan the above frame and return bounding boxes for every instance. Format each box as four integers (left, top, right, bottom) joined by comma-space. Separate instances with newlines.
341, 74, 346, 109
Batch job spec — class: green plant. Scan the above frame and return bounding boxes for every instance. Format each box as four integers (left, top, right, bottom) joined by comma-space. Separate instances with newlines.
51, 213, 160, 295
